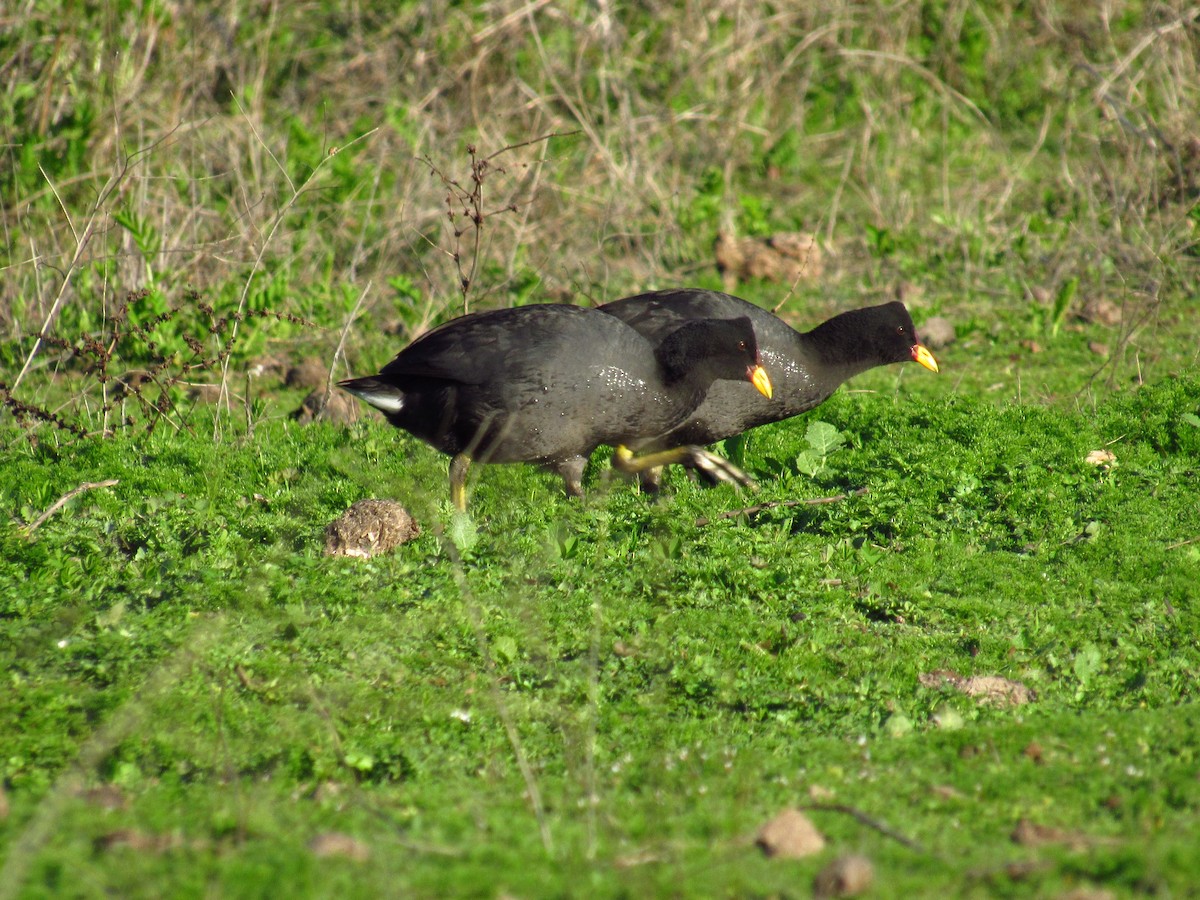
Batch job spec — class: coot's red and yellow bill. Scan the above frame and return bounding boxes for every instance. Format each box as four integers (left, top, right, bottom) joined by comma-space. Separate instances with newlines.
912, 344, 939, 373
749, 365, 773, 399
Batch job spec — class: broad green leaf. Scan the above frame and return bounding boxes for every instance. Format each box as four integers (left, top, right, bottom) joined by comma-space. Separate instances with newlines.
805, 421, 845, 456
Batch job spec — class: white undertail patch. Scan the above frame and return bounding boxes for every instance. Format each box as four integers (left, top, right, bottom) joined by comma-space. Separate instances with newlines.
346, 387, 405, 414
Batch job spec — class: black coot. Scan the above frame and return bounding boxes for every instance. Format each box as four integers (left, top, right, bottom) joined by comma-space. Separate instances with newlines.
339, 303, 773, 509
600, 289, 938, 484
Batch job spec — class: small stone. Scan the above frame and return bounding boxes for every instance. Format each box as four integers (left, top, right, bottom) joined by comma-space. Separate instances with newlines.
1059, 888, 1116, 900
919, 316, 956, 349
813, 854, 874, 898
324, 499, 420, 558
1088, 341, 1110, 357
807, 784, 835, 801
756, 808, 826, 858
1011, 818, 1087, 850
959, 675, 1036, 706
1012, 819, 1116, 854
931, 784, 965, 800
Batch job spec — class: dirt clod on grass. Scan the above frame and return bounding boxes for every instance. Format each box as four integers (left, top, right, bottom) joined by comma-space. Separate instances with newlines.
308, 832, 371, 861
79, 784, 128, 811
919, 670, 1036, 706
293, 389, 360, 425
1058, 887, 1117, 900
324, 499, 420, 558
919, 316, 957, 349
931, 784, 966, 801
285, 358, 330, 391
94, 829, 184, 854
1011, 818, 1095, 852
755, 808, 826, 859
247, 355, 287, 380
813, 854, 875, 898
714, 231, 823, 290
1081, 298, 1122, 327
187, 383, 223, 404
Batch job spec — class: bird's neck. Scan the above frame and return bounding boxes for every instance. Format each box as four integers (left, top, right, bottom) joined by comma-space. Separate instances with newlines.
803, 312, 882, 374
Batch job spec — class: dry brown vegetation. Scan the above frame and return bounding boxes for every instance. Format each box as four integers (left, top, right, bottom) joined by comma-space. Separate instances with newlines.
3, 0, 1199, 428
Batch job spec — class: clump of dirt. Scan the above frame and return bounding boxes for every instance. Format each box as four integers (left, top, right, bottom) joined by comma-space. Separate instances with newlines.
919, 316, 957, 349
755, 808, 825, 858
286, 358, 330, 391
814, 854, 874, 898
715, 231, 823, 290
919, 670, 1036, 706
293, 389, 361, 425
308, 832, 371, 861
324, 499, 420, 558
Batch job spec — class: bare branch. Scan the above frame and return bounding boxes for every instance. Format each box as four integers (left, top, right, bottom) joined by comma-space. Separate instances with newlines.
695, 488, 869, 527
22, 480, 120, 534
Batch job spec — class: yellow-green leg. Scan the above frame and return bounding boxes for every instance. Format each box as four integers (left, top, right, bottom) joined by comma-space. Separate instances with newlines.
611, 445, 757, 491
449, 454, 471, 511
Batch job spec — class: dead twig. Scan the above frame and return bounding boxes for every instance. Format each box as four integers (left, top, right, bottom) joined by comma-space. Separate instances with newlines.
22, 480, 120, 534
695, 487, 868, 527
802, 802, 925, 853
420, 130, 574, 315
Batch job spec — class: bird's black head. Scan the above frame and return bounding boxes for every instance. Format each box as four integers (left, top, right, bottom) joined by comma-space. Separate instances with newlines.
871, 302, 939, 371
815, 301, 939, 371
657, 315, 773, 398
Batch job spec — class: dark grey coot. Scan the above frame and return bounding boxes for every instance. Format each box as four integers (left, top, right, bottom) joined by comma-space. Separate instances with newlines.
600, 289, 938, 486
340, 303, 773, 510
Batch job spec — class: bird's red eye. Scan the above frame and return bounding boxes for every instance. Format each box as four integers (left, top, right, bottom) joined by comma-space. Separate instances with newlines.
738, 340, 747, 351
896, 325, 906, 335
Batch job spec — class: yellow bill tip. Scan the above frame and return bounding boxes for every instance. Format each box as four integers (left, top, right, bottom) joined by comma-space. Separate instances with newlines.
912, 344, 939, 373
750, 365, 773, 399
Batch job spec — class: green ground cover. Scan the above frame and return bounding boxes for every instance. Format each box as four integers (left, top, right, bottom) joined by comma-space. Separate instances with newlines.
2, 377, 1198, 895
4, 1, 1199, 896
